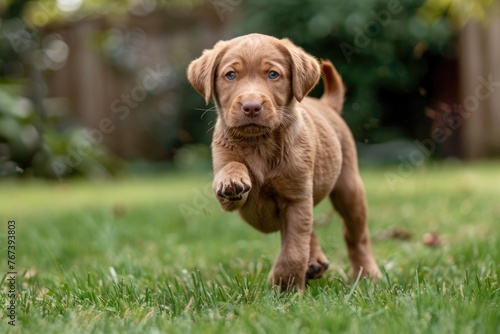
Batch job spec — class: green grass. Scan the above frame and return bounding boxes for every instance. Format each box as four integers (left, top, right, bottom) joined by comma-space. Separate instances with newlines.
1, 162, 499, 333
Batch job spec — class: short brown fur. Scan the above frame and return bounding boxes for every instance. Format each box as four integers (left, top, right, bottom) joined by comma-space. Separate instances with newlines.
187, 33, 380, 291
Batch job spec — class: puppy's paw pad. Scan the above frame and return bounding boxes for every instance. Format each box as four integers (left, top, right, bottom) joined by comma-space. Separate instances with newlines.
216, 177, 251, 201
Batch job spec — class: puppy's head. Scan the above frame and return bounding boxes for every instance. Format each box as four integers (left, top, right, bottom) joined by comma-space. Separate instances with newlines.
187, 34, 320, 137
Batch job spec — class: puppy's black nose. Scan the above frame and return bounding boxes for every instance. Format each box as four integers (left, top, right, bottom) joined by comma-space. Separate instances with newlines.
241, 101, 262, 118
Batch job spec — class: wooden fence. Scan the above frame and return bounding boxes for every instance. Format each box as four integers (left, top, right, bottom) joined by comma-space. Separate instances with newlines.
458, 1, 500, 158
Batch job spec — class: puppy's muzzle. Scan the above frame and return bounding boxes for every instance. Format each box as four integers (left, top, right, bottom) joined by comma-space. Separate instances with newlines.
241, 100, 263, 119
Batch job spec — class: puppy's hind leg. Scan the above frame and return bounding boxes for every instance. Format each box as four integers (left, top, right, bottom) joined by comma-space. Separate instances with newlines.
329, 171, 381, 280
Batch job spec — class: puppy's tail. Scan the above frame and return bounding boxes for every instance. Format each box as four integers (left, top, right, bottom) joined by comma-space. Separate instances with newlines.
320, 60, 345, 114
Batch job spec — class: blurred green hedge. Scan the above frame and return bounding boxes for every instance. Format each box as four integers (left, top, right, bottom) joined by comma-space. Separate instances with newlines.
0, 85, 120, 178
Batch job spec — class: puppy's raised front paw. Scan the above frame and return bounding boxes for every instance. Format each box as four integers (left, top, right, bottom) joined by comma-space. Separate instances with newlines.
215, 175, 251, 201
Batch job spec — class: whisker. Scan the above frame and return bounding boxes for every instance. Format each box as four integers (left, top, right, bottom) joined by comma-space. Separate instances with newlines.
195, 107, 216, 112
198, 106, 217, 120
206, 125, 216, 133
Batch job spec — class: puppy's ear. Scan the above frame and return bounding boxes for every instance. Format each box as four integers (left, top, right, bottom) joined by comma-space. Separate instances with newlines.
187, 41, 227, 104
280, 38, 321, 102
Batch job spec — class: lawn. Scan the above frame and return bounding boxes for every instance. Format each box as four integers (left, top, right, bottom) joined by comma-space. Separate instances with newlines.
1, 162, 499, 333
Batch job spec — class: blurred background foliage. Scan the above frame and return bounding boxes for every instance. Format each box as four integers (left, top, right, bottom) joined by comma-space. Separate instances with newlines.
0, 0, 497, 179
419, 0, 495, 26
0, 83, 120, 178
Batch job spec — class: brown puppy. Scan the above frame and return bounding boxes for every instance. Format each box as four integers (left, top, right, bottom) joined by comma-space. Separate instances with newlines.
187, 33, 381, 291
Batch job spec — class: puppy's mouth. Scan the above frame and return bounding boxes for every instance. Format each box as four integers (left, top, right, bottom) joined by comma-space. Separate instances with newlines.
232, 124, 271, 137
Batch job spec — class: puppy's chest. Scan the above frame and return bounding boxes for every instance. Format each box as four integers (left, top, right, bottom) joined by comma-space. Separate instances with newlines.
239, 150, 309, 233
245, 156, 291, 188
239, 145, 296, 184
250, 166, 306, 204
245, 157, 275, 185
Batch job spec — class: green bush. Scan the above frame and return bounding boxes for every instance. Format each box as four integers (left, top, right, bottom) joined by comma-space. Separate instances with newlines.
0, 84, 120, 179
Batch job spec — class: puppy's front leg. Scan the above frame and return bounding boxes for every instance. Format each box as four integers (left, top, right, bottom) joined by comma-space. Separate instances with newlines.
272, 198, 313, 291
213, 161, 251, 211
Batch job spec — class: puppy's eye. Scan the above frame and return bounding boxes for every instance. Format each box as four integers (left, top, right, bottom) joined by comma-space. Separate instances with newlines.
225, 71, 236, 80
268, 71, 280, 80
